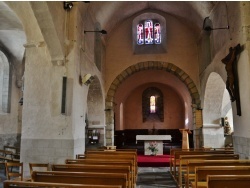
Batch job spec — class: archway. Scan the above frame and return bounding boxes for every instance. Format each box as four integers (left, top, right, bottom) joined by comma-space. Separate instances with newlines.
203, 72, 233, 148
105, 61, 200, 145
86, 76, 106, 148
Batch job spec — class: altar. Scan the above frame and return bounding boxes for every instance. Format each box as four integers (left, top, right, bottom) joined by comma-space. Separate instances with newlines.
136, 135, 172, 155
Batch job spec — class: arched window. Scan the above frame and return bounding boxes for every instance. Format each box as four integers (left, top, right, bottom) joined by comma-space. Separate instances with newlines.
137, 20, 161, 45
0, 51, 10, 113
133, 13, 166, 54
150, 96, 156, 113
142, 87, 164, 122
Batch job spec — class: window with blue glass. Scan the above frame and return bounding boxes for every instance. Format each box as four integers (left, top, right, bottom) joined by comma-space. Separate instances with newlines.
137, 20, 161, 45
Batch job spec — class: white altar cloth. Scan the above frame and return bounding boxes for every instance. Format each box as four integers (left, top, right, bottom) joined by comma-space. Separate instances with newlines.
136, 135, 172, 155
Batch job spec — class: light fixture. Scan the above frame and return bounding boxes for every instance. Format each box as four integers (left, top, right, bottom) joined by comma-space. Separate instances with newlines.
203, 17, 229, 31
84, 30, 107, 34
64, 1, 73, 10
82, 74, 95, 86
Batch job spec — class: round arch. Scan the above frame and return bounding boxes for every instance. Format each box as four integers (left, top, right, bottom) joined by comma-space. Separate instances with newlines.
105, 61, 200, 145
86, 76, 106, 147
202, 72, 233, 148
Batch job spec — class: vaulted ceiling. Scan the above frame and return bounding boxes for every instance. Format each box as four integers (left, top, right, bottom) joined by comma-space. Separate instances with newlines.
85, 1, 217, 39
0, 1, 217, 64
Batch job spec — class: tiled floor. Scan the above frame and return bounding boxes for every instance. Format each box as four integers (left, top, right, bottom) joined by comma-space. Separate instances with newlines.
136, 167, 178, 188
0, 166, 178, 188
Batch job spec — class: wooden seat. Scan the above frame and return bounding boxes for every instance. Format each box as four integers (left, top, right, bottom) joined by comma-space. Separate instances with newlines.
29, 163, 50, 178
207, 175, 250, 188
4, 180, 123, 188
5, 162, 23, 181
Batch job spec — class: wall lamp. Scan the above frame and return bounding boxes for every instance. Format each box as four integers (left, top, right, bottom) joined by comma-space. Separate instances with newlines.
203, 17, 229, 31
82, 74, 95, 86
64, 1, 73, 10
84, 30, 107, 34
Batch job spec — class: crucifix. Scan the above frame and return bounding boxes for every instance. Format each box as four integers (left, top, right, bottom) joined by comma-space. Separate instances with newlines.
221, 44, 242, 116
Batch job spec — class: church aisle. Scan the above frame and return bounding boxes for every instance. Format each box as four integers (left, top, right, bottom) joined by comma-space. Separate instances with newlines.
136, 167, 178, 188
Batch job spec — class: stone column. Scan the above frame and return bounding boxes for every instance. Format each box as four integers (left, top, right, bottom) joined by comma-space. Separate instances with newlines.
20, 43, 74, 177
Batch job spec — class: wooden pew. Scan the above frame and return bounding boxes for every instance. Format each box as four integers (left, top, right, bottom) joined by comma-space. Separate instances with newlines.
191, 166, 250, 188
169, 148, 234, 174
85, 152, 138, 183
31, 171, 128, 188
51, 164, 133, 188
177, 154, 239, 187
4, 180, 123, 188
85, 153, 137, 173
169, 147, 233, 174
207, 175, 250, 188
3, 146, 20, 162
0, 149, 14, 163
65, 159, 134, 187
184, 159, 250, 188
85, 150, 137, 167
172, 149, 234, 179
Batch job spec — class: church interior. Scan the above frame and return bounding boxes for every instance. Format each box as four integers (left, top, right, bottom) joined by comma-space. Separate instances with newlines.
1, 1, 250, 187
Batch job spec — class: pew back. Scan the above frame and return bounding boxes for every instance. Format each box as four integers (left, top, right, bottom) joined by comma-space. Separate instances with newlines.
51, 164, 132, 188
185, 159, 250, 188
4, 180, 123, 188
172, 150, 235, 178
207, 175, 250, 188
192, 166, 250, 188
177, 154, 239, 187
32, 171, 128, 188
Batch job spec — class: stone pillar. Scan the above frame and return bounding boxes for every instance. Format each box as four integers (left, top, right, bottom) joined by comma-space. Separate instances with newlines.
105, 106, 114, 146
20, 43, 74, 177
202, 125, 224, 148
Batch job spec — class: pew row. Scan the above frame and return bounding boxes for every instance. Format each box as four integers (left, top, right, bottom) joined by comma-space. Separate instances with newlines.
171, 150, 234, 179
169, 148, 233, 174
177, 154, 239, 187
191, 166, 250, 188
75, 150, 137, 187
31, 171, 128, 188
4, 180, 123, 188
51, 164, 133, 188
65, 158, 135, 187
184, 159, 250, 188
207, 175, 250, 188
84, 153, 137, 174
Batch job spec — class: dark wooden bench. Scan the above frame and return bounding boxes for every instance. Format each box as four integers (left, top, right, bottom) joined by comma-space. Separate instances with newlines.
31, 171, 128, 188
4, 180, 122, 188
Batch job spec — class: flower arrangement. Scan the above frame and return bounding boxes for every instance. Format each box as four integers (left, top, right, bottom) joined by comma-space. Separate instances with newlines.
147, 141, 158, 155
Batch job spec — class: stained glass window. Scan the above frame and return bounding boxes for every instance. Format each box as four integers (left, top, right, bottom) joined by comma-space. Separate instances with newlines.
137, 20, 161, 45
150, 96, 156, 113
137, 23, 144, 45
154, 23, 161, 44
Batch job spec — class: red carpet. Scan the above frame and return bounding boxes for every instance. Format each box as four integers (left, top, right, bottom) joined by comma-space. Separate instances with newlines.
137, 154, 170, 167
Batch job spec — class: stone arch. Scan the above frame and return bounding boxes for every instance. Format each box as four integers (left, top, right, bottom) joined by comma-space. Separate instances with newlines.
0, 51, 10, 113
105, 61, 200, 145
86, 76, 106, 146
202, 72, 232, 148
